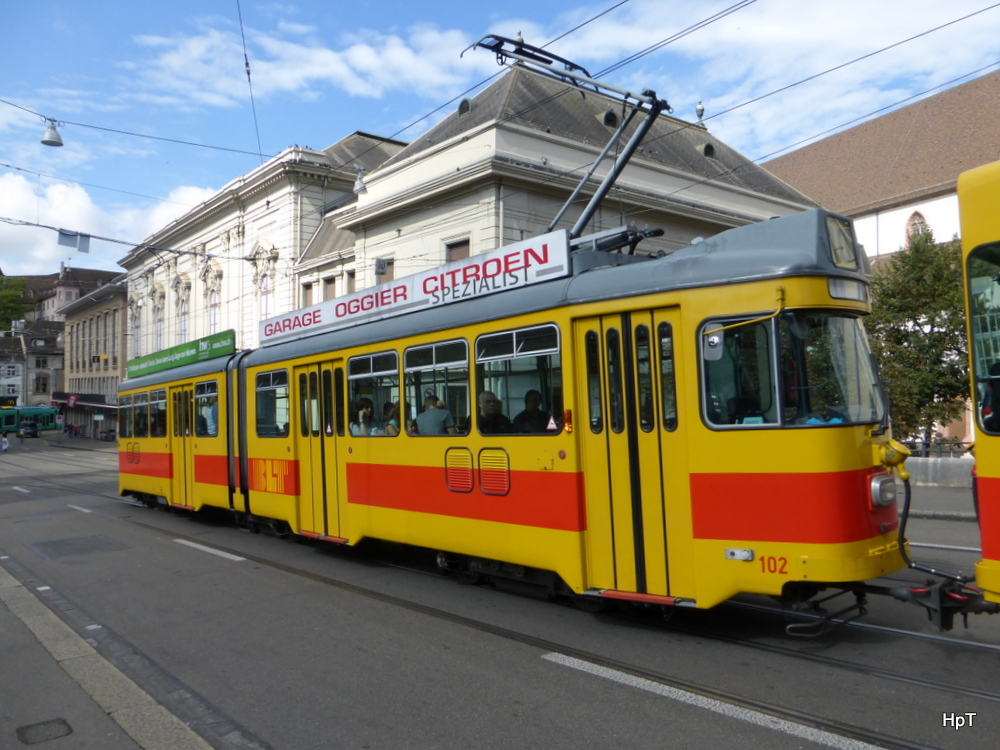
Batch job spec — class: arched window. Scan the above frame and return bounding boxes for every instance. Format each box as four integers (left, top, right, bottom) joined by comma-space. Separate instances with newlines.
906, 211, 929, 241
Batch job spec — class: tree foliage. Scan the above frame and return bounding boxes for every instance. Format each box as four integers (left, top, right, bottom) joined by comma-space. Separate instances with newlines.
865, 231, 967, 442
0, 276, 32, 330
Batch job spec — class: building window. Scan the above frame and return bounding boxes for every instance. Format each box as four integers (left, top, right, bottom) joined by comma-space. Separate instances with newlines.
209, 291, 220, 335
260, 274, 272, 320
375, 258, 395, 282
447, 239, 470, 263
346, 271, 356, 295
303, 283, 313, 307
906, 211, 929, 241
179, 299, 189, 343
5, 366, 16, 377
132, 313, 142, 358
35, 376, 49, 393
323, 277, 336, 300
155, 306, 164, 351
6, 386, 15, 396
35, 357, 48, 368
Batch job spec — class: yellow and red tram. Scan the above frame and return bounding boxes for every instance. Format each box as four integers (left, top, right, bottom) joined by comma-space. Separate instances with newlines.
120, 210, 920, 615
958, 159, 1000, 605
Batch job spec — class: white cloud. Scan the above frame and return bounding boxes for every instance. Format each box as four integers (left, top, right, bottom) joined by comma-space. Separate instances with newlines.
0, 173, 216, 276
126, 22, 493, 107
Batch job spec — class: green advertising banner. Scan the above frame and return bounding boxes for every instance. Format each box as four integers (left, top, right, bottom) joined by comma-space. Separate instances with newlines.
126, 330, 236, 378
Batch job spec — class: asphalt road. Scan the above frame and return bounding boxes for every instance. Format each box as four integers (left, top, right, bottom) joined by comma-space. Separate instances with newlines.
1, 437, 997, 750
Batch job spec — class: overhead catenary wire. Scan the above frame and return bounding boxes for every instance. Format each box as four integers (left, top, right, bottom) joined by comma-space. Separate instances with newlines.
235, 0, 265, 164
4, 3, 998, 264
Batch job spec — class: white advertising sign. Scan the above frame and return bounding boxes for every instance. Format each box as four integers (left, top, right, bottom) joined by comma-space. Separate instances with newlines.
260, 230, 570, 346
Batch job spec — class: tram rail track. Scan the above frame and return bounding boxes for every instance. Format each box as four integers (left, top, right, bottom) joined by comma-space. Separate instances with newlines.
9, 475, 996, 749
110, 509, 988, 750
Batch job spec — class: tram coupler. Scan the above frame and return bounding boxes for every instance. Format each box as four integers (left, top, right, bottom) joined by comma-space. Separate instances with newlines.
889, 580, 1000, 631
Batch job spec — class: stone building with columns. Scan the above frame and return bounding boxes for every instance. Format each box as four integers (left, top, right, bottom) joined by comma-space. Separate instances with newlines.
119, 68, 815, 360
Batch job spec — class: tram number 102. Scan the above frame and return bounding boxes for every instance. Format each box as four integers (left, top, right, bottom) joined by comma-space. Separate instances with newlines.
760, 556, 789, 575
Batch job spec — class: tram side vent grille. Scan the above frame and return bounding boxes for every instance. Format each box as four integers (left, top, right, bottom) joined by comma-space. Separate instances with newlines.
479, 449, 511, 496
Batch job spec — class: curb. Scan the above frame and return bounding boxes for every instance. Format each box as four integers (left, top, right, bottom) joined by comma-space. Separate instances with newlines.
908, 510, 977, 523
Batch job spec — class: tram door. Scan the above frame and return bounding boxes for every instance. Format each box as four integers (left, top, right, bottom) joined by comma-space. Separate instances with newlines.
575, 310, 684, 596
293, 362, 343, 538
170, 386, 196, 507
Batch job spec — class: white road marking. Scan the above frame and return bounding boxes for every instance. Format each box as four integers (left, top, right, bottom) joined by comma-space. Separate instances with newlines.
543, 653, 884, 750
13, 487, 30, 493
68, 504, 93, 514
173, 539, 245, 562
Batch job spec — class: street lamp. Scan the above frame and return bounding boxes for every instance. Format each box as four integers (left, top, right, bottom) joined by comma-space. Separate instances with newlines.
41, 118, 64, 147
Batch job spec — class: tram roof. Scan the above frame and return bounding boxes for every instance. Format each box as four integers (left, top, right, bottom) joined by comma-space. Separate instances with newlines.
243, 208, 864, 367
121, 208, 865, 390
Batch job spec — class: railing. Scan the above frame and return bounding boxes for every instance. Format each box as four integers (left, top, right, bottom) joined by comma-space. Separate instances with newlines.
902, 440, 973, 458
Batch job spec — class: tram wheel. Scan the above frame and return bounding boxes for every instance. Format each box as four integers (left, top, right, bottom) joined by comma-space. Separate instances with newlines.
574, 596, 608, 613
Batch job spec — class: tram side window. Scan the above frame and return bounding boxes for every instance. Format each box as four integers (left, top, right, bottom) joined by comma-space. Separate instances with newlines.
256, 371, 290, 437
970, 248, 1000, 434
701, 319, 777, 427
404, 340, 469, 436
149, 389, 168, 438
195, 381, 219, 437
585, 331, 603, 433
133, 393, 149, 437
475, 324, 561, 435
658, 323, 678, 431
119, 395, 133, 438
298, 371, 322, 438
635, 325, 655, 433
348, 351, 399, 437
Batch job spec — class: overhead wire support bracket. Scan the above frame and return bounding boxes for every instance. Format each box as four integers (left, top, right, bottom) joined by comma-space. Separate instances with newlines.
464, 34, 672, 241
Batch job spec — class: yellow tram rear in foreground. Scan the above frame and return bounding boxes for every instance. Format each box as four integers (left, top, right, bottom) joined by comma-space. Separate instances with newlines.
120, 209, 926, 618
958, 159, 1000, 606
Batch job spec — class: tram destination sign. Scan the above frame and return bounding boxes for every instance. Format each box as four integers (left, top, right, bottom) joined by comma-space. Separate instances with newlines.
126, 329, 236, 378
260, 230, 570, 346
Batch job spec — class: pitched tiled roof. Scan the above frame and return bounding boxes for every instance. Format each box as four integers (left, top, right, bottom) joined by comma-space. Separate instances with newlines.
382, 68, 814, 206
321, 131, 407, 176
763, 69, 1000, 216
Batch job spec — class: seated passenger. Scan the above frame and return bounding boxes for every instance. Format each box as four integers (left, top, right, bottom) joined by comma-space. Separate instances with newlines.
350, 397, 382, 436
478, 391, 515, 434
513, 389, 554, 433
415, 394, 457, 435
383, 402, 401, 437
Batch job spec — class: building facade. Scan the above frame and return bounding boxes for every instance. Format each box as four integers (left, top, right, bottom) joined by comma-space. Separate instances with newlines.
118, 135, 406, 357
120, 69, 818, 372
56, 277, 129, 437
763, 68, 1000, 257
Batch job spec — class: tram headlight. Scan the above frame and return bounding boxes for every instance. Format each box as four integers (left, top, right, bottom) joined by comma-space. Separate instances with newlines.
870, 474, 898, 507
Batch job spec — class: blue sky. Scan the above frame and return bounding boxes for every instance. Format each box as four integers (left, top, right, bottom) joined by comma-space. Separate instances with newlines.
3, 0, 1000, 276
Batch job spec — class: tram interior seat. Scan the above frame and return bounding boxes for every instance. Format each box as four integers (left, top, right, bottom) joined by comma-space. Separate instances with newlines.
726, 395, 763, 425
